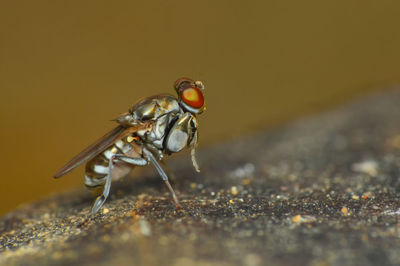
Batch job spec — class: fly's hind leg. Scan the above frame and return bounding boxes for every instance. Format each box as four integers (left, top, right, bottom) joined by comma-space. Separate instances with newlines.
91, 155, 147, 214
143, 148, 181, 210
91, 157, 113, 214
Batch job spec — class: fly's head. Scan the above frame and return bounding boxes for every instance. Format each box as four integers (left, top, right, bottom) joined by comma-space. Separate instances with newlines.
174, 78, 205, 115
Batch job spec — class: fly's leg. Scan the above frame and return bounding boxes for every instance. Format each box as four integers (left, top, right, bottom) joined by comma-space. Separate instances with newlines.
143, 148, 181, 210
190, 127, 200, 172
91, 157, 114, 214
191, 146, 200, 173
91, 155, 147, 214
160, 160, 177, 184
113, 155, 148, 167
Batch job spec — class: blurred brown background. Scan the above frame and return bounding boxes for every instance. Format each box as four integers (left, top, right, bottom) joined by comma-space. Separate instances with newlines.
1, 1, 400, 216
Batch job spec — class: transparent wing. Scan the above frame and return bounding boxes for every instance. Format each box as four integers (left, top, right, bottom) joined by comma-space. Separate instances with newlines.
53, 123, 151, 178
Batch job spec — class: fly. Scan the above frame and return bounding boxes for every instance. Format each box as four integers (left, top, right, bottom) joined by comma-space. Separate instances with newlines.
54, 78, 206, 214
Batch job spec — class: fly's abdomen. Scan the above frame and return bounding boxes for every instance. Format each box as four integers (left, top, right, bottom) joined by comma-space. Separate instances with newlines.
84, 139, 139, 191
84, 147, 114, 191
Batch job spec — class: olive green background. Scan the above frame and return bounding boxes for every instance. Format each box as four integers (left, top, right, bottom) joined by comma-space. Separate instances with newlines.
1, 1, 400, 216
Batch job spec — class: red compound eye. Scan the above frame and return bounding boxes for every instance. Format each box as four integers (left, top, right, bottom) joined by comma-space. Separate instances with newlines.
181, 87, 204, 108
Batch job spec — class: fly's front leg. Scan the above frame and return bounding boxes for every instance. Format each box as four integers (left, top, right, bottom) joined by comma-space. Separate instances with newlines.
91, 155, 148, 214
190, 130, 200, 172
142, 148, 181, 210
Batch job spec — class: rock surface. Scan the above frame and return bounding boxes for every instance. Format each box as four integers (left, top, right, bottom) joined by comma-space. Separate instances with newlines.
1, 91, 400, 266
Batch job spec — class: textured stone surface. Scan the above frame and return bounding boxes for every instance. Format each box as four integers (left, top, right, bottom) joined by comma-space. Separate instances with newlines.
1, 90, 400, 266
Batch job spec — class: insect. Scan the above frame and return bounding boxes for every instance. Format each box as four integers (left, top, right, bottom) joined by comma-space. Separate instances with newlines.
54, 78, 205, 214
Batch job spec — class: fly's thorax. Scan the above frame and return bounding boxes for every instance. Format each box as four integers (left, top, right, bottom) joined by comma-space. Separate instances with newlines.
131, 95, 180, 121
142, 113, 181, 148
115, 95, 180, 127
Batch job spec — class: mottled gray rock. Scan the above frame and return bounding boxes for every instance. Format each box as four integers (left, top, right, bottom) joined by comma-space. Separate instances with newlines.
1, 90, 400, 266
